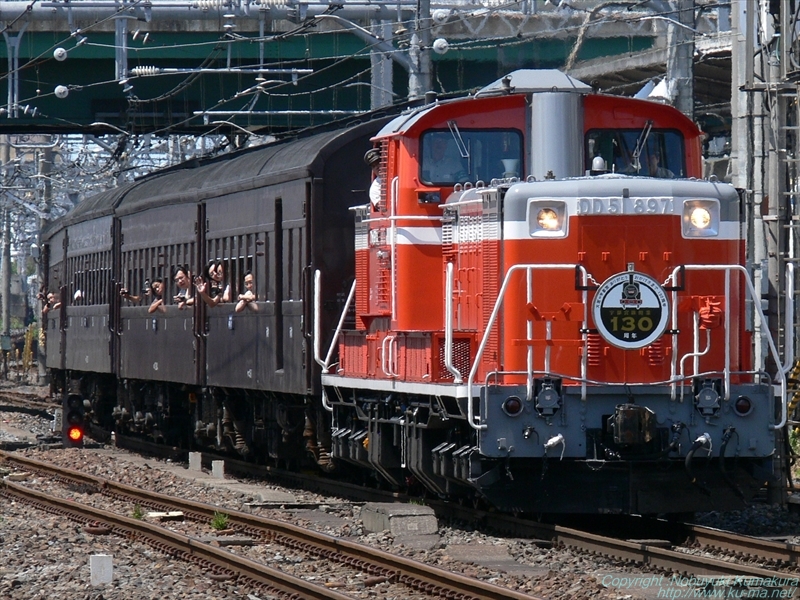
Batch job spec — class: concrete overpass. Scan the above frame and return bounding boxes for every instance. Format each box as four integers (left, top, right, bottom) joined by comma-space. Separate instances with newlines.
0, 0, 729, 135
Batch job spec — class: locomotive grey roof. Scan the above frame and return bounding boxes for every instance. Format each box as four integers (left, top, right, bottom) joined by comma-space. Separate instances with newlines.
476, 69, 591, 96
375, 69, 590, 137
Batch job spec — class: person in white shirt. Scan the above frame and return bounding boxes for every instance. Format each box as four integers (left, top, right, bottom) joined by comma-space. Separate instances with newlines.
423, 136, 465, 183
364, 148, 382, 208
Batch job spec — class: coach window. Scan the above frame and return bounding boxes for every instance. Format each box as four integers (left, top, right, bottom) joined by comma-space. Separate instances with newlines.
420, 129, 523, 185
585, 129, 684, 178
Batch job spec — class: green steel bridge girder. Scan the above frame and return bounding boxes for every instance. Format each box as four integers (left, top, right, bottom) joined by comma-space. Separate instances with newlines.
0, 30, 655, 134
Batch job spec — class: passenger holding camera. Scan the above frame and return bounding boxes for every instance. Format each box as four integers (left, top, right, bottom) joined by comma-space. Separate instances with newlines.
38, 289, 61, 315
173, 266, 194, 310
120, 279, 166, 313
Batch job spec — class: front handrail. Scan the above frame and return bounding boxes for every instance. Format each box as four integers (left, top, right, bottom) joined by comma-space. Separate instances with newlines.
466, 263, 788, 432
466, 263, 584, 431
668, 264, 787, 430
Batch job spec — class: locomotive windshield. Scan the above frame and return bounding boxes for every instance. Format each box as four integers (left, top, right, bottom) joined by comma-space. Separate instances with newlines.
420, 129, 523, 185
586, 129, 685, 178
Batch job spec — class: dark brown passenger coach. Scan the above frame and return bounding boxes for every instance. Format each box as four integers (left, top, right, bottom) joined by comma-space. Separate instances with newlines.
43, 119, 382, 463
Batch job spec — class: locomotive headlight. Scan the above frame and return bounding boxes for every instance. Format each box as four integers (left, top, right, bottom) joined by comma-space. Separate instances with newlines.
690, 207, 711, 229
528, 200, 567, 238
682, 199, 720, 238
537, 208, 559, 230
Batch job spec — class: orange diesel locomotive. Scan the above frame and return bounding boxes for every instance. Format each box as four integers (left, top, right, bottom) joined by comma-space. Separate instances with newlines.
318, 70, 785, 514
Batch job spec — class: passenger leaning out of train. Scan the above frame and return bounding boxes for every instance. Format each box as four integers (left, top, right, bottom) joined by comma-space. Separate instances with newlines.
148, 279, 166, 314
173, 265, 194, 310
195, 260, 231, 308
235, 271, 258, 313
120, 285, 142, 304
38, 289, 61, 315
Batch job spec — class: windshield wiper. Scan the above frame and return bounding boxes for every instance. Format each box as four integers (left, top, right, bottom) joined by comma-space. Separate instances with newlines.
631, 119, 653, 173
447, 120, 470, 159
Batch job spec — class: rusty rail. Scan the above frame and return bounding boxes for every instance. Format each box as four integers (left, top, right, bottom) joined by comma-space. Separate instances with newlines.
0, 479, 354, 600
0, 451, 541, 600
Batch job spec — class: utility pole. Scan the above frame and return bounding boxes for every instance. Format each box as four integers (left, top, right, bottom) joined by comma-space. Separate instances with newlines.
733, 0, 790, 505
37, 147, 52, 384
408, 0, 432, 100
0, 136, 9, 379
669, 0, 695, 119
370, 21, 394, 110
732, 0, 768, 361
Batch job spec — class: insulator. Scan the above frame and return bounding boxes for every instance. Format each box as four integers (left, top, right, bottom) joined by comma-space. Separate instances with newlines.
193, 0, 227, 8
130, 66, 161, 76
257, 0, 287, 6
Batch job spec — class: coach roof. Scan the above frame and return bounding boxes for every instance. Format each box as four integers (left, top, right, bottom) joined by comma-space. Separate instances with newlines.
43, 117, 386, 236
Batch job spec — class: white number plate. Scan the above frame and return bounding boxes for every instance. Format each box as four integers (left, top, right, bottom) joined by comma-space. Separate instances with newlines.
577, 197, 674, 215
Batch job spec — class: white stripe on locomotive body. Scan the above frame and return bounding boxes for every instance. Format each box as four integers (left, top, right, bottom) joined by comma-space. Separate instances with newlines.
355, 179, 741, 247
503, 219, 741, 241
396, 226, 443, 245
321, 373, 469, 397
357, 217, 739, 248
355, 226, 444, 247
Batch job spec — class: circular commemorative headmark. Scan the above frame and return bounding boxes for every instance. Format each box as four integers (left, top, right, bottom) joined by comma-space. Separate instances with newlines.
591, 271, 669, 350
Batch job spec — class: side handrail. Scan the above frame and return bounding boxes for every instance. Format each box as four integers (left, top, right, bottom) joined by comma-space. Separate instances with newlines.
444, 262, 462, 383
783, 262, 795, 375
389, 336, 399, 377
390, 175, 399, 322
108, 280, 119, 334
381, 335, 399, 378
58, 285, 67, 333
312, 270, 356, 373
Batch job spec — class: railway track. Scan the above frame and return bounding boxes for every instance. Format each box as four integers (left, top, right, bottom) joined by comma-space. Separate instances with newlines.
129, 440, 798, 580
0, 388, 55, 418
0, 450, 541, 600
3, 420, 799, 594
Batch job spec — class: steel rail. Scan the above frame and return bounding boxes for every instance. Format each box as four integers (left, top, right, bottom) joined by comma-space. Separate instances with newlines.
686, 525, 800, 567
0, 451, 541, 600
550, 526, 794, 579
6, 448, 793, 584
0, 479, 355, 600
